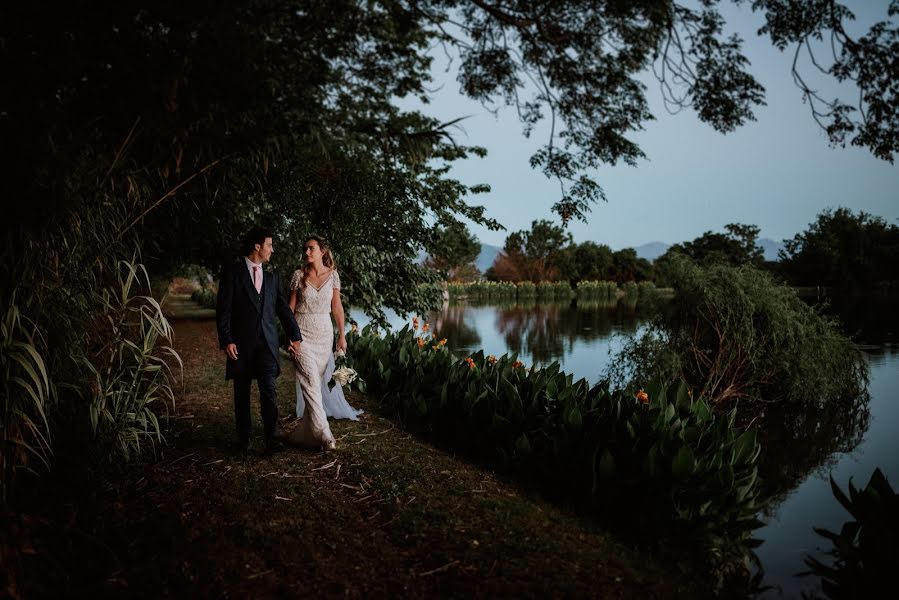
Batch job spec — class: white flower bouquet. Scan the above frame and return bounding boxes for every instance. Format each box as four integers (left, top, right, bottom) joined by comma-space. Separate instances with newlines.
328, 349, 365, 393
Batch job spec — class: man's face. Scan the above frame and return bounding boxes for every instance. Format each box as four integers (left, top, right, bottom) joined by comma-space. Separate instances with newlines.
257, 237, 274, 263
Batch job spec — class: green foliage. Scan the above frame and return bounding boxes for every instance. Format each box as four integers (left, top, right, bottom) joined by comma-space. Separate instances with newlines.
347, 326, 764, 563
83, 261, 181, 461
424, 221, 482, 279
655, 223, 764, 286
779, 207, 899, 290
801, 468, 899, 598
488, 220, 572, 282
610, 257, 868, 409
562, 242, 615, 284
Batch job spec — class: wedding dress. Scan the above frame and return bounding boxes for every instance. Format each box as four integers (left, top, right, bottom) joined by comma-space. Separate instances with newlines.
288, 269, 361, 449
295, 351, 363, 420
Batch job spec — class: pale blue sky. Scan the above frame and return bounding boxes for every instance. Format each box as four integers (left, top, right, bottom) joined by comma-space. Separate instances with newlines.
398, 1, 898, 250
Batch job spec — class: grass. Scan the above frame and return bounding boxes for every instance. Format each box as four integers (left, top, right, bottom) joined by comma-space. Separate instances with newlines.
3, 307, 714, 598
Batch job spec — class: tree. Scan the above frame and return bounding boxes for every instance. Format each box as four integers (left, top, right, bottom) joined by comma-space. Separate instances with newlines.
779, 207, 899, 289
489, 219, 572, 282
559, 241, 616, 284
654, 222, 764, 285
424, 221, 482, 280
662, 223, 764, 266
611, 248, 654, 283
437, 0, 899, 222
0, 1, 502, 323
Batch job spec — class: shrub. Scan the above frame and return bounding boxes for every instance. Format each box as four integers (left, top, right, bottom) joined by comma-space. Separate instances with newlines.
609, 257, 867, 409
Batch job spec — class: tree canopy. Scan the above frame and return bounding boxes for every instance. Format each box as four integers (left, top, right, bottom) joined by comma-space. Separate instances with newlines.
2, 0, 898, 317
424, 221, 482, 281
778, 207, 899, 290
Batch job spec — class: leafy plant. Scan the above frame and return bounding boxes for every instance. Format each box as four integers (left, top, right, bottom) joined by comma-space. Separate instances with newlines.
801, 468, 899, 599
83, 260, 181, 461
0, 296, 55, 501
348, 324, 764, 571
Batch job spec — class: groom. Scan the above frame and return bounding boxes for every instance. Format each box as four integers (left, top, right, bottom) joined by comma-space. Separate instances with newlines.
216, 226, 302, 454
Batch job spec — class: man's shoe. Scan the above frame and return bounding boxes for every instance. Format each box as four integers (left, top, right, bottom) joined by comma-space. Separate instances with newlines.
264, 438, 284, 455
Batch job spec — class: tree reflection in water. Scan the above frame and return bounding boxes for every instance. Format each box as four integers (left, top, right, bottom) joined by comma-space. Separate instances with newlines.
755, 392, 871, 509
755, 293, 893, 510
493, 298, 642, 365
429, 302, 482, 350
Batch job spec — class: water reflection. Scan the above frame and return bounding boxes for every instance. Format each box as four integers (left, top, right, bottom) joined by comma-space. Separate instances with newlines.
430, 303, 482, 349
435, 298, 645, 367
755, 392, 871, 508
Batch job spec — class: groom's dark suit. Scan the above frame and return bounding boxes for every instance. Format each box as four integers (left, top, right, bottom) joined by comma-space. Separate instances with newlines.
216, 260, 302, 443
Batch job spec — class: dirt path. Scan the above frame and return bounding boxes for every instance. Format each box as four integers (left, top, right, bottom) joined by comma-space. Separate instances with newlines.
9, 315, 708, 598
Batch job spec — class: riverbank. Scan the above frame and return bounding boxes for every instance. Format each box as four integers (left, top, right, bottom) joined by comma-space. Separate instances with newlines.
3, 314, 712, 598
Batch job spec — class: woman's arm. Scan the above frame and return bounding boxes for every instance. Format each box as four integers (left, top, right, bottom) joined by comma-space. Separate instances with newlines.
332, 289, 347, 352
289, 288, 298, 313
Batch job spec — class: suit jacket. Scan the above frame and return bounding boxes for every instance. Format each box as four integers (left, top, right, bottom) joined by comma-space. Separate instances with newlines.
215, 261, 302, 380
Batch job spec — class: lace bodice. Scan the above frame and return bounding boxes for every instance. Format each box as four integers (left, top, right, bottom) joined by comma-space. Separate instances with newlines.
290, 269, 340, 314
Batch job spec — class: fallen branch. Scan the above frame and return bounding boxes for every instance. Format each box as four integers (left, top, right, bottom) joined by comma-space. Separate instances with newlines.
419, 560, 459, 577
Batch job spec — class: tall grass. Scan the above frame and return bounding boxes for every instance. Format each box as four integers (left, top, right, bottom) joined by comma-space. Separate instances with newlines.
83, 260, 180, 460
1, 148, 182, 501
0, 296, 55, 502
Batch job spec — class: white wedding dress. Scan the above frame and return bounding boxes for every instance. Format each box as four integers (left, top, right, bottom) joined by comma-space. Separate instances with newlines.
295, 351, 364, 421
288, 269, 362, 449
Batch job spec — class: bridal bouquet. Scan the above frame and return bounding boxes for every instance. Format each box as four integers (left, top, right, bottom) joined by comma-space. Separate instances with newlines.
328, 349, 365, 393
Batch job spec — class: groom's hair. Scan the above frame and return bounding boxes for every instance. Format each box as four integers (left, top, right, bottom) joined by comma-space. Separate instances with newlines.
241, 226, 274, 256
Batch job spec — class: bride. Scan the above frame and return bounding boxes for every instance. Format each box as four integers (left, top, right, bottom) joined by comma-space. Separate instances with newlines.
287, 235, 362, 451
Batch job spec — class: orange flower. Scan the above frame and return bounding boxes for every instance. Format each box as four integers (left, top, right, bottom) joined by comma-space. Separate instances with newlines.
486, 355, 497, 365
432, 344, 440, 351
439, 338, 447, 346
417, 338, 425, 348
635, 389, 649, 404
412, 316, 419, 331
464, 357, 476, 369
422, 323, 430, 333
512, 360, 524, 369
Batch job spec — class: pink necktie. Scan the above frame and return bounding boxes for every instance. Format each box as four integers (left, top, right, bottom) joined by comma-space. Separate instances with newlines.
252, 266, 262, 293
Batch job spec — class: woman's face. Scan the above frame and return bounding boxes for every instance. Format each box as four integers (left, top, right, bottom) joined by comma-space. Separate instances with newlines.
304, 240, 322, 263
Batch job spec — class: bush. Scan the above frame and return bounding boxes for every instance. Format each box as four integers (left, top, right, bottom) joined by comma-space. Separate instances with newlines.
609, 257, 867, 409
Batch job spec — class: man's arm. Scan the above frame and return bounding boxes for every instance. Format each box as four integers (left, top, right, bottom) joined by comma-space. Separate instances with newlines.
274, 273, 302, 343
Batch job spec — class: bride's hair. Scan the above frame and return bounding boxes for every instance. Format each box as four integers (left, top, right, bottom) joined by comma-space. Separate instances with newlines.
300, 235, 336, 289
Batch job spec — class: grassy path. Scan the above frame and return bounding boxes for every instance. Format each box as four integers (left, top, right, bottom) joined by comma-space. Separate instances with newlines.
8, 311, 709, 598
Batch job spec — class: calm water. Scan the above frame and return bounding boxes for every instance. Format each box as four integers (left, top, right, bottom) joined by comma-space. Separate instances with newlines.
350, 296, 898, 598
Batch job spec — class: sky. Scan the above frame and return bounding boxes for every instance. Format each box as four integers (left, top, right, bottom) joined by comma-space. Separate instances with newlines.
396, 1, 898, 250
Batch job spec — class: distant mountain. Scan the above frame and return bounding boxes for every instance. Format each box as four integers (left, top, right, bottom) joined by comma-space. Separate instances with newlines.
476, 243, 501, 272
416, 243, 501, 272
759, 238, 785, 262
